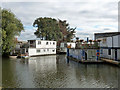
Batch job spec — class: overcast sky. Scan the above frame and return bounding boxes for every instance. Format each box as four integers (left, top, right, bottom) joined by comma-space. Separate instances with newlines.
2, 0, 119, 41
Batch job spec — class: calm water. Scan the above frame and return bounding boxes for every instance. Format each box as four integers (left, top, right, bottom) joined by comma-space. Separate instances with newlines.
2, 55, 119, 88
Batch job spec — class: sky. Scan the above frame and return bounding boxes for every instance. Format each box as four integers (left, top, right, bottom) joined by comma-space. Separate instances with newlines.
1, 0, 119, 41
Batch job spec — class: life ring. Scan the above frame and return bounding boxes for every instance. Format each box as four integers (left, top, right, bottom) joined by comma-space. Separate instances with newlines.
96, 52, 100, 56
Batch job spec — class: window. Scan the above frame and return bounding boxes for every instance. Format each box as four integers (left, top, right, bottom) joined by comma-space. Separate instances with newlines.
101, 49, 103, 54
47, 49, 49, 51
30, 41, 34, 44
52, 49, 55, 52
46, 42, 48, 45
64, 43, 67, 47
36, 49, 40, 53
44, 49, 46, 52
38, 41, 41, 45
103, 38, 106, 44
108, 49, 111, 55
53, 42, 55, 45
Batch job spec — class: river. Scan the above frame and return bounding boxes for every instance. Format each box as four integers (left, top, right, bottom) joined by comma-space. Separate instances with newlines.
2, 55, 119, 88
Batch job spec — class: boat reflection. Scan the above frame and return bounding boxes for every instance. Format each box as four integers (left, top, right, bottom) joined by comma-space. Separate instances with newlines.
28, 55, 57, 73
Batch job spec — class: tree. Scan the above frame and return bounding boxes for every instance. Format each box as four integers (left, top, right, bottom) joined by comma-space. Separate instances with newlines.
58, 19, 76, 42
0, 7, 2, 47
33, 17, 62, 41
33, 17, 76, 42
2, 9, 24, 56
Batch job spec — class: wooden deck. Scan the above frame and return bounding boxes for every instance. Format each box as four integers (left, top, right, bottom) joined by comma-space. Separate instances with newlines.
67, 56, 120, 66
101, 58, 120, 66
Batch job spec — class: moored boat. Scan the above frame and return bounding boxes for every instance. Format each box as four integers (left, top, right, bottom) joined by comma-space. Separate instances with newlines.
17, 54, 29, 59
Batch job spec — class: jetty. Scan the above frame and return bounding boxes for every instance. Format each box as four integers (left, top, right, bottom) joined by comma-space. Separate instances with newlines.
68, 56, 120, 66
67, 56, 104, 64
101, 58, 120, 66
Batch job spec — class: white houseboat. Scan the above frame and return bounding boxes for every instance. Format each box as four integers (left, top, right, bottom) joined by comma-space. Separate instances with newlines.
28, 40, 57, 56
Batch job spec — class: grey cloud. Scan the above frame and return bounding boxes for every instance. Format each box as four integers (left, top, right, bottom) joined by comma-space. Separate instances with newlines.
2, 1, 118, 40
104, 28, 110, 30
2, 2, 118, 25
79, 10, 91, 14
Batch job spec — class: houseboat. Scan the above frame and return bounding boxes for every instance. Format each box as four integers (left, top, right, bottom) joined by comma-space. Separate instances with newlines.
58, 42, 75, 54
28, 40, 57, 56
95, 32, 120, 61
67, 39, 100, 61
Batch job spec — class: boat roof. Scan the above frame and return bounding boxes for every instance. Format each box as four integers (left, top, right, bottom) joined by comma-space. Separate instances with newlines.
27, 39, 56, 42
95, 32, 120, 39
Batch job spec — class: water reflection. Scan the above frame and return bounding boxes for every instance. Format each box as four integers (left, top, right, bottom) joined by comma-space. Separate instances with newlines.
2, 55, 119, 88
75, 64, 118, 88
28, 56, 57, 73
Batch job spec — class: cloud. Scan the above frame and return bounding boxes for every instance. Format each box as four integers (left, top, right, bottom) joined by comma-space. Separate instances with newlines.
2, 1, 119, 40
16, 25, 37, 41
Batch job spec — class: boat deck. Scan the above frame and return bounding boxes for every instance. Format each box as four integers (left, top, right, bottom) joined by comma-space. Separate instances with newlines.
67, 56, 120, 66
67, 56, 104, 64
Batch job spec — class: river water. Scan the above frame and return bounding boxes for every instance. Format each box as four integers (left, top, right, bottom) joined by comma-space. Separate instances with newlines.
2, 55, 119, 88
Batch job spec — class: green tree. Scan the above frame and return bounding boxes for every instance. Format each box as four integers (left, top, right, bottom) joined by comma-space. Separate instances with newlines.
33, 17, 76, 42
33, 17, 62, 41
2, 9, 24, 56
0, 7, 2, 47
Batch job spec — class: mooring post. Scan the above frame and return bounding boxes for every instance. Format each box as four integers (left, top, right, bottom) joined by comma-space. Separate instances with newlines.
67, 48, 69, 57
97, 56, 98, 61
96, 50, 100, 61
115, 49, 117, 61
67, 48, 70, 63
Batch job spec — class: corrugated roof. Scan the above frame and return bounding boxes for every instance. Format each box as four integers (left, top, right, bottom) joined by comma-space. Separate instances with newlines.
95, 32, 120, 39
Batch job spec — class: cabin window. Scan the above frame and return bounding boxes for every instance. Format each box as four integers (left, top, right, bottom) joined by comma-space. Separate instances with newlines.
44, 49, 45, 52
108, 49, 111, 55
37, 49, 40, 53
53, 42, 55, 45
64, 43, 67, 47
46, 42, 48, 45
101, 49, 103, 54
52, 49, 55, 52
103, 38, 106, 44
30, 41, 34, 44
38, 41, 41, 45
47, 49, 49, 51
50, 42, 51, 44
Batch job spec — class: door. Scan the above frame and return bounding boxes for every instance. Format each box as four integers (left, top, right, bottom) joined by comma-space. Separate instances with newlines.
115, 49, 117, 61
85, 52, 87, 60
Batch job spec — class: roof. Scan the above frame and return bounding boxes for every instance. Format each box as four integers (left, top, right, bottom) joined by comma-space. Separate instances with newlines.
27, 39, 56, 42
17, 41, 27, 43
94, 32, 120, 39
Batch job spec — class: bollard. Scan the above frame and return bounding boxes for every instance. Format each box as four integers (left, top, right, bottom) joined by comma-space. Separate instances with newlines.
67, 48, 70, 63
67, 48, 69, 57
115, 49, 117, 61
96, 50, 100, 61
